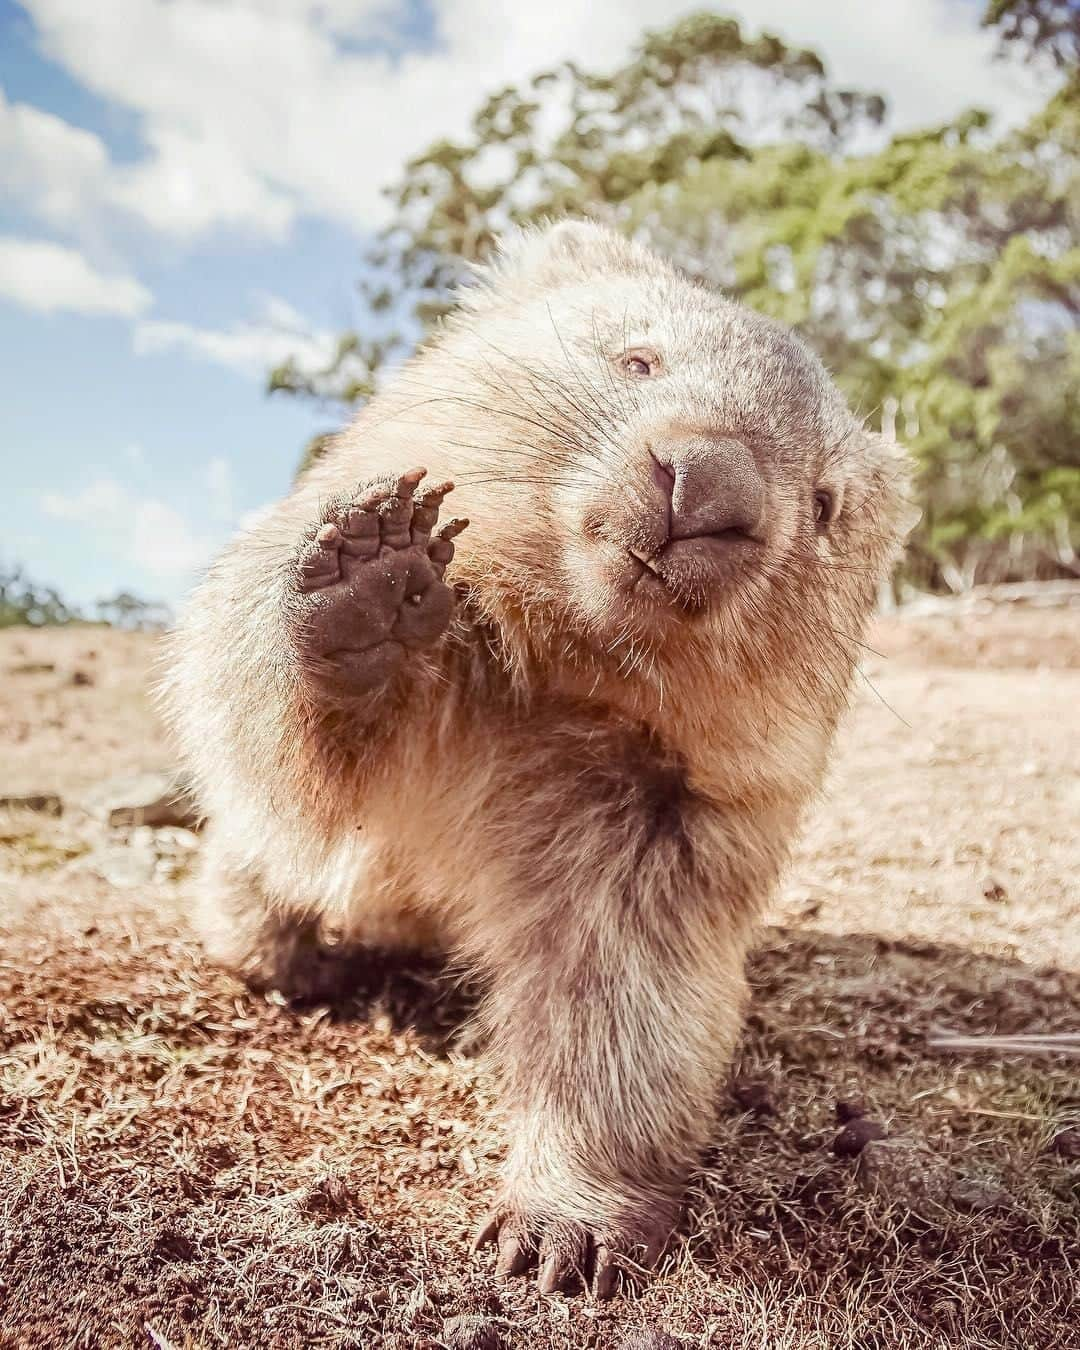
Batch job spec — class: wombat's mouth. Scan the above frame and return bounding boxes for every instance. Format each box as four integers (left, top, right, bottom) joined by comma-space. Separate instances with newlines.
624, 533, 764, 612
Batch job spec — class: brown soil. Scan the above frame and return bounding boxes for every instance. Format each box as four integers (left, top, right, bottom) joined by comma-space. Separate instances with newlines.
1, 605, 1078, 1349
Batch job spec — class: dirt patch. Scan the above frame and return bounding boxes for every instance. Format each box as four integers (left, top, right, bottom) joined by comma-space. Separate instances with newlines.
1, 608, 1078, 1349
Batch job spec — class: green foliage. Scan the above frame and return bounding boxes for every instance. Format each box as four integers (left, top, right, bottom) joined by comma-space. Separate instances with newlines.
0, 566, 81, 628
0, 567, 170, 630
277, 6, 1079, 590
94, 592, 172, 630
278, 11, 887, 410
984, 0, 1080, 68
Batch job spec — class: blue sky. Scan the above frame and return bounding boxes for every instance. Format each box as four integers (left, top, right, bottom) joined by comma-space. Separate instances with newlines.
0, 0, 1048, 611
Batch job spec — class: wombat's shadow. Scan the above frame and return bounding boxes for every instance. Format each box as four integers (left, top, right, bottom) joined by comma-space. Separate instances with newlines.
311, 947, 484, 1055
311, 925, 1080, 1065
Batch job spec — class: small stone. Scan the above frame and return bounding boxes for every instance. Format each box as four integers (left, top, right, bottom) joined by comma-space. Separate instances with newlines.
441, 1315, 505, 1350
151, 1229, 197, 1263
0, 793, 62, 816
154, 827, 200, 852
70, 669, 95, 687
80, 771, 202, 829
301, 1173, 356, 1217
1049, 1127, 1080, 1160
835, 1098, 867, 1124
982, 879, 1008, 902
730, 1078, 774, 1114
833, 1117, 886, 1157
92, 836, 158, 887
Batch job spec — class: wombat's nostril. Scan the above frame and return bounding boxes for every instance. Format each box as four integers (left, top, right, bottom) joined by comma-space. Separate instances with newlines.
667, 436, 765, 543
648, 451, 675, 500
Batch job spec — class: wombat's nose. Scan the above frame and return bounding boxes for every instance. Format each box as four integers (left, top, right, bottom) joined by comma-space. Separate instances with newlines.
655, 436, 766, 542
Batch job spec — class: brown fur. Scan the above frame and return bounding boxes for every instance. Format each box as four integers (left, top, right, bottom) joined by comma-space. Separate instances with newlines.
162, 220, 913, 1295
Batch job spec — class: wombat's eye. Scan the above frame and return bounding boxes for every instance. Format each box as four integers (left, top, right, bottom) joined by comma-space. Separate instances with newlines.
813, 489, 836, 528
619, 348, 658, 378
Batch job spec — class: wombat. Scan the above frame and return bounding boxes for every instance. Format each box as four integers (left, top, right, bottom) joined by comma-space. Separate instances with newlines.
163, 220, 913, 1297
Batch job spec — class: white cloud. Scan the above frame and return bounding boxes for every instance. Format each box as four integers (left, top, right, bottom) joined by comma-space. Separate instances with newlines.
107, 125, 295, 240
0, 235, 151, 315
0, 83, 294, 242
41, 476, 216, 576
132, 293, 339, 377
9, 0, 1050, 249
0, 87, 110, 227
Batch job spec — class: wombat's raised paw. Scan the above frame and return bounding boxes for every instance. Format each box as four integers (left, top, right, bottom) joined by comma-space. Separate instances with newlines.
294, 467, 467, 696
474, 1196, 672, 1299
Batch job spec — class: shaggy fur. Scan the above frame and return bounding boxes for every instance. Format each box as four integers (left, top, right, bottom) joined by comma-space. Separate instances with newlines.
162, 220, 913, 1297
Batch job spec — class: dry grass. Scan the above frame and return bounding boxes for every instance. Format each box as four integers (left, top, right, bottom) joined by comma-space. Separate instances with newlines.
1, 607, 1078, 1349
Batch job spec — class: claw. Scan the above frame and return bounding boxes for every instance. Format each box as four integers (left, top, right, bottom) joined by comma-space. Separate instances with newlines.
416, 479, 454, 509
475, 1196, 671, 1300
496, 1235, 534, 1278
438, 517, 469, 541
396, 465, 427, 496
412, 480, 455, 544
316, 523, 341, 546
537, 1254, 565, 1296
473, 1214, 501, 1251
536, 1224, 589, 1296
592, 1245, 619, 1301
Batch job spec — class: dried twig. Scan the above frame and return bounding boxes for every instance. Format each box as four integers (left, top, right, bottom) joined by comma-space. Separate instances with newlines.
929, 1029, 1080, 1058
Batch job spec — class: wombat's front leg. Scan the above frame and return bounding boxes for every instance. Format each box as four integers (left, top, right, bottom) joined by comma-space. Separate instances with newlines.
475, 873, 748, 1298
291, 467, 467, 705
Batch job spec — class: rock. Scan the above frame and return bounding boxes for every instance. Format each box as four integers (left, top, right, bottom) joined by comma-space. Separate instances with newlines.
833, 1117, 887, 1157
81, 772, 171, 822
441, 1315, 505, 1350
109, 789, 202, 830
92, 832, 158, 887
855, 1139, 952, 1211
151, 825, 202, 881
982, 878, 1008, 902
730, 1078, 774, 1114
70, 669, 95, 687
108, 781, 202, 830
0, 793, 62, 816
7, 661, 54, 675
79, 772, 203, 830
153, 826, 200, 852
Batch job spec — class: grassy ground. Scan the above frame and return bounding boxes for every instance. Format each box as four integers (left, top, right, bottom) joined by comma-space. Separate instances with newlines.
1, 605, 1078, 1349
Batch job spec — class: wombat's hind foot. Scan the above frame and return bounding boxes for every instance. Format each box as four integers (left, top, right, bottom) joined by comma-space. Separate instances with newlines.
246, 918, 365, 1006
197, 864, 363, 1005
474, 1195, 673, 1299
294, 467, 468, 698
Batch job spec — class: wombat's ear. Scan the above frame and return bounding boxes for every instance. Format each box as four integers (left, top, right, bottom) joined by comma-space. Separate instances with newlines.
865, 431, 922, 544
489, 219, 638, 287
